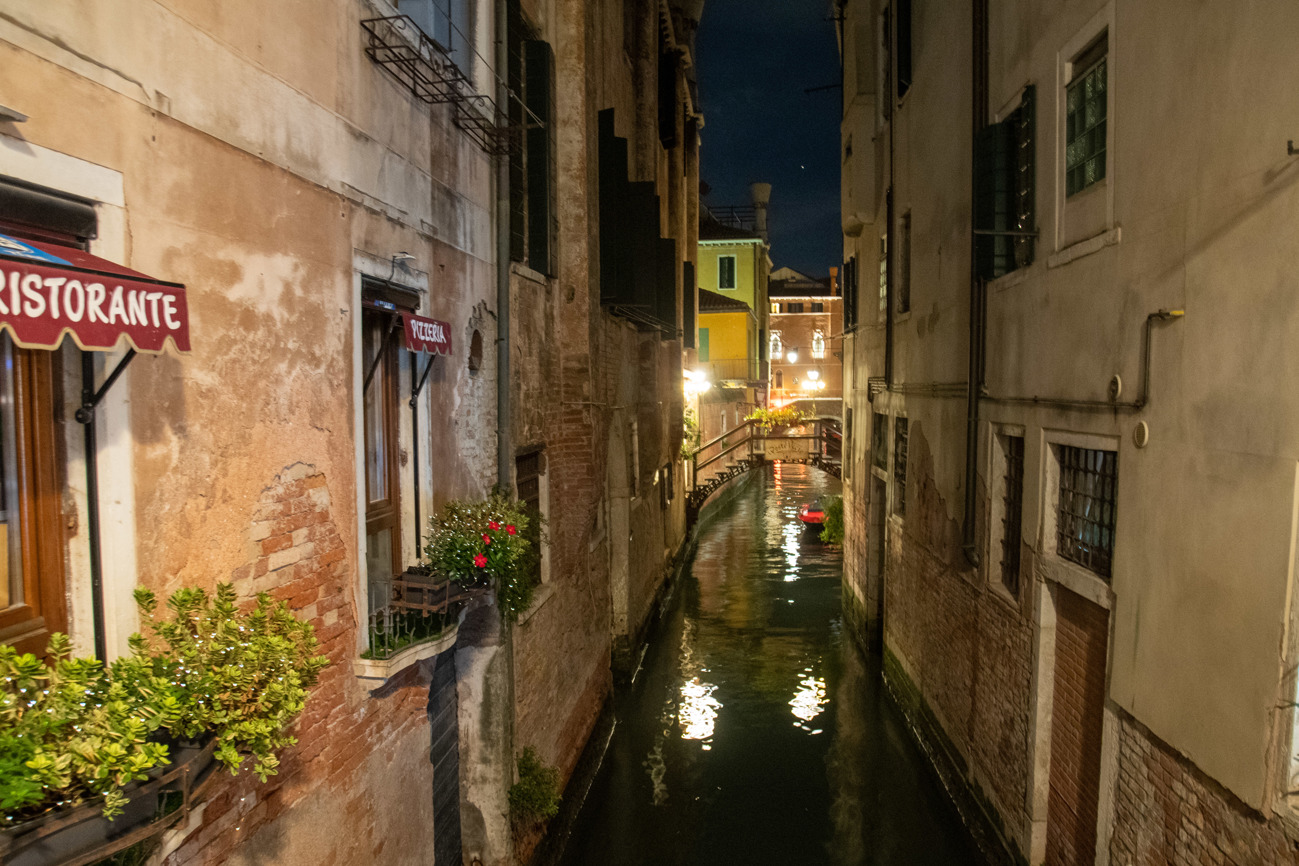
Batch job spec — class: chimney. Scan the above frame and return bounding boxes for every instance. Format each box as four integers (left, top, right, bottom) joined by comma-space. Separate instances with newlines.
750, 182, 771, 244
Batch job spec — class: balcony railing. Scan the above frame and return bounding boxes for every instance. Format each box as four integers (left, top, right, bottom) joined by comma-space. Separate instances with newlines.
366, 567, 490, 659
703, 357, 760, 383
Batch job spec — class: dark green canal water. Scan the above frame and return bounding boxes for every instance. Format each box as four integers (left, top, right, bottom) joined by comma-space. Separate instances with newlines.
557, 463, 983, 866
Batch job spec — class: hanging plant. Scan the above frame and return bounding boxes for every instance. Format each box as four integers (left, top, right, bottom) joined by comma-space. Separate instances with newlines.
424, 492, 541, 622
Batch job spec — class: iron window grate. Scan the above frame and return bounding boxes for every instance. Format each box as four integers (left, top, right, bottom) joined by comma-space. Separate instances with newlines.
1056, 445, 1117, 578
1000, 436, 1024, 594
893, 418, 908, 516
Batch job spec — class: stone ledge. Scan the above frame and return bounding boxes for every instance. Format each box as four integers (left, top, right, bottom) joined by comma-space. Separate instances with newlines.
1047, 226, 1121, 268
353, 625, 459, 683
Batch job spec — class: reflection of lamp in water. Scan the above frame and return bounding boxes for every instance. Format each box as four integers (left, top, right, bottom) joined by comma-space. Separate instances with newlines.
679, 677, 722, 742
790, 674, 828, 723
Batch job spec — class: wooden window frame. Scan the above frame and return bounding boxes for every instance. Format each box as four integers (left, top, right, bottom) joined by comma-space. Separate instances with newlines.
0, 345, 67, 656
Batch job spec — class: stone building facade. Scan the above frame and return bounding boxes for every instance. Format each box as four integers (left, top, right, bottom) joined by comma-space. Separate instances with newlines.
838, 1, 1299, 864
768, 267, 842, 415
0, 0, 696, 863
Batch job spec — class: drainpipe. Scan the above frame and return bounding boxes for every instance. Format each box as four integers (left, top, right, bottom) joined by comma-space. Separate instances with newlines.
496, 4, 512, 493
961, 0, 989, 567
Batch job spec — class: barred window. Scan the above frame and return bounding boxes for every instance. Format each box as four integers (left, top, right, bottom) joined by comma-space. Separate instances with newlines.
1065, 37, 1107, 197
1000, 435, 1025, 595
893, 417, 908, 516
1056, 446, 1117, 578
516, 449, 545, 586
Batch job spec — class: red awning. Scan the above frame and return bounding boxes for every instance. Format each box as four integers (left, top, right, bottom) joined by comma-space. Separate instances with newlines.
403, 312, 451, 355
0, 232, 190, 354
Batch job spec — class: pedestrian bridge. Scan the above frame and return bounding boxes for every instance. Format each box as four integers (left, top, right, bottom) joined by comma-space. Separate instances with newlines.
686, 417, 841, 520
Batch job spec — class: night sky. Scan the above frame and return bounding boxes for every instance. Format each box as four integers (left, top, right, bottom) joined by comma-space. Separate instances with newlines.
695, 0, 842, 278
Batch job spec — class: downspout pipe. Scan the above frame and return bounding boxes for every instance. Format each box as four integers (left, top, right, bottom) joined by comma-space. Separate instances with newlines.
961, 0, 989, 568
495, 1, 511, 493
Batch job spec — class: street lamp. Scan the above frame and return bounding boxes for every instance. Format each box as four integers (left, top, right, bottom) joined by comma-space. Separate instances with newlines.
786, 348, 798, 363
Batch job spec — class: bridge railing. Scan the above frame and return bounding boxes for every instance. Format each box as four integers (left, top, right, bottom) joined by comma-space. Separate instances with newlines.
686, 418, 843, 510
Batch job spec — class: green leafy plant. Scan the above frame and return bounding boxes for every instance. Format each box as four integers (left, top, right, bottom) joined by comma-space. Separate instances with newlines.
0, 634, 174, 824
424, 493, 540, 621
746, 406, 812, 431
132, 584, 330, 782
820, 495, 844, 545
681, 407, 701, 458
508, 746, 560, 823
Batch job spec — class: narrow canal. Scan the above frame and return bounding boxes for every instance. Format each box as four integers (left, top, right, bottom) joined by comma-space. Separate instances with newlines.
557, 463, 983, 866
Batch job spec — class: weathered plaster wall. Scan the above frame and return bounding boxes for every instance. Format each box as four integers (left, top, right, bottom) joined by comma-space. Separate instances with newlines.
843, 0, 1299, 862
1, 0, 497, 862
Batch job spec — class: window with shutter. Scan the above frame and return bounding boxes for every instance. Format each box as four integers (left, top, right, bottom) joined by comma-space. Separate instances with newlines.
974, 85, 1036, 279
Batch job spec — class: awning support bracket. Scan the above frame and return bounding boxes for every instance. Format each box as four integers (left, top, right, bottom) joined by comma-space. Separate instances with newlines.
77, 348, 137, 662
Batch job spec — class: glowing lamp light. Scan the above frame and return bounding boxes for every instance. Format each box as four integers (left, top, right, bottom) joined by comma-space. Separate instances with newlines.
683, 368, 711, 397
807, 369, 820, 381
786, 349, 798, 363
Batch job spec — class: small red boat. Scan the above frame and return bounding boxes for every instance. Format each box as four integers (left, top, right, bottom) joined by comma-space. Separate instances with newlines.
798, 500, 825, 528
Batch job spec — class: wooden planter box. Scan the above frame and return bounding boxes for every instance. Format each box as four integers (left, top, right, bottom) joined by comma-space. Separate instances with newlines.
0, 739, 217, 866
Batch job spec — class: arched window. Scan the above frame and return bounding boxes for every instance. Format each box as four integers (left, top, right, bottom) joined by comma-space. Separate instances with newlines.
774, 370, 783, 389
811, 328, 826, 359
769, 331, 783, 360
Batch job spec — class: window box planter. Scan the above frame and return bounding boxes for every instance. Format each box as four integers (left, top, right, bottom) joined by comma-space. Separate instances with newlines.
0, 738, 217, 866
359, 567, 490, 681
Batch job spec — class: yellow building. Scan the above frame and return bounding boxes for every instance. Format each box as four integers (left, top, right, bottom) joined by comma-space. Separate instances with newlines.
697, 230, 767, 313
697, 289, 758, 384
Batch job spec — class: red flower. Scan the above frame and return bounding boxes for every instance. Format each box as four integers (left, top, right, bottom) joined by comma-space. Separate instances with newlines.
488, 520, 501, 531
473, 554, 487, 568
506, 525, 517, 535
482, 534, 491, 545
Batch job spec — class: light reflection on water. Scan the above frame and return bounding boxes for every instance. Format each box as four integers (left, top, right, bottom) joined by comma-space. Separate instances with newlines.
560, 464, 982, 866
678, 677, 722, 742
790, 670, 828, 725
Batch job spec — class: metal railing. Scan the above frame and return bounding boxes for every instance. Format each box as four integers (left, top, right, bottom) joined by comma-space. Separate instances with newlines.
367, 568, 491, 659
686, 417, 843, 517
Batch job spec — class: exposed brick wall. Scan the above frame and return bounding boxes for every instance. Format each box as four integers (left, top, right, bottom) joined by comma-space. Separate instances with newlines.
1110, 712, 1299, 866
881, 421, 1036, 854
1046, 589, 1109, 866
165, 464, 438, 866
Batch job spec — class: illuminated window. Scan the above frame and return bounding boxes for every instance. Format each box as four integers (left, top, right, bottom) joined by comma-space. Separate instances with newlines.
769, 331, 783, 359
878, 233, 888, 320
770, 302, 780, 314
811, 329, 826, 359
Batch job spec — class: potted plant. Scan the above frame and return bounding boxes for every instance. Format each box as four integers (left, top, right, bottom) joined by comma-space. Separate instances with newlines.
745, 405, 812, 433
0, 585, 328, 865
424, 492, 539, 622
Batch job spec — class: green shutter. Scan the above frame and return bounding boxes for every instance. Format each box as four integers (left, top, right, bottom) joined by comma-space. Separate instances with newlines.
698, 328, 709, 362
525, 39, 555, 275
